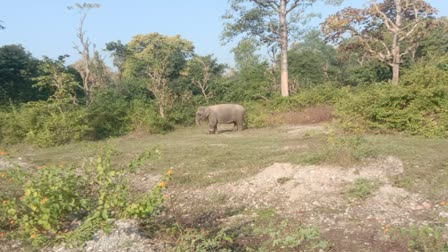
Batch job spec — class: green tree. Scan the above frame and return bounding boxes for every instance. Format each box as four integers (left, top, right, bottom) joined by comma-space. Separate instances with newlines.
123, 33, 195, 118
414, 17, 448, 59
105, 40, 128, 80
222, 0, 342, 97
183, 55, 226, 103
288, 30, 339, 89
214, 39, 271, 102
0, 45, 43, 104
322, 0, 437, 85
33, 56, 81, 104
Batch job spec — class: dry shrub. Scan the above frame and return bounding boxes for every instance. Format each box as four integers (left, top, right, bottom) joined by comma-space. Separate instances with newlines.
267, 105, 333, 126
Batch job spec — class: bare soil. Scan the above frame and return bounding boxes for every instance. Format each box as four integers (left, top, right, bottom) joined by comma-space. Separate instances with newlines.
170, 155, 446, 251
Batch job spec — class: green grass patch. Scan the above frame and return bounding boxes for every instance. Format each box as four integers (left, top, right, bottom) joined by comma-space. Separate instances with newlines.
346, 178, 382, 200
390, 225, 448, 252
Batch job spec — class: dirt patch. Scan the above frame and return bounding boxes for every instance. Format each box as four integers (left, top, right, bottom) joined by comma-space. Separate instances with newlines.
173, 156, 447, 250
0, 157, 30, 171
281, 124, 328, 136
268, 105, 333, 126
128, 173, 162, 194
49, 220, 169, 252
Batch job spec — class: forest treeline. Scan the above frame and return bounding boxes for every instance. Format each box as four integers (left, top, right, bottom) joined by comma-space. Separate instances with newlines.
1, 1, 448, 147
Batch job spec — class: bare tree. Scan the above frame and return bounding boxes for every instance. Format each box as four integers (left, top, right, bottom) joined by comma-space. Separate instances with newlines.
323, 0, 437, 85
68, 3, 101, 104
184, 55, 224, 103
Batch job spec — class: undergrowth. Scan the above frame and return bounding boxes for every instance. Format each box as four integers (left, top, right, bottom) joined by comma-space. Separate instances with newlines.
0, 146, 171, 248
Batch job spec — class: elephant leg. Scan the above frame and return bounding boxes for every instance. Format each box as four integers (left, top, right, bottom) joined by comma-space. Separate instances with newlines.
208, 120, 218, 134
208, 125, 215, 134
236, 119, 244, 131
237, 123, 242, 131
232, 122, 238, 131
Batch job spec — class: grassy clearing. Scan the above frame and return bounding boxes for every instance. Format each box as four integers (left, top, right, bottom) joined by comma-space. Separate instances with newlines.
10, 125, 325, 188
2, 124, 448, 250
6, 124, 448, 200
368, 135, 448, 200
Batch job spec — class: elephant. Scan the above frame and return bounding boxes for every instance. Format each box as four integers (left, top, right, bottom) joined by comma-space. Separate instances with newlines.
195, 104, 247, 134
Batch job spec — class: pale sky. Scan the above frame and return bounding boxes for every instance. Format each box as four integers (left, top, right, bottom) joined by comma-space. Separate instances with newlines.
1, 0, 447, 67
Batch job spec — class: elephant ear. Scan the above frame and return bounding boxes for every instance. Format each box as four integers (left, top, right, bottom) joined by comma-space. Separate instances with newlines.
203, 107, 210, 118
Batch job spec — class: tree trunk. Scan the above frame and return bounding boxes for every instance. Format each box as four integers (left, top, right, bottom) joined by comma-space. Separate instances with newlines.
159, 104, 165, 119
279, 0, 289, 97
391, 33, 400, 85
391, 0, 402, 85
200, 86, 209, 104
391, 62, 400, 85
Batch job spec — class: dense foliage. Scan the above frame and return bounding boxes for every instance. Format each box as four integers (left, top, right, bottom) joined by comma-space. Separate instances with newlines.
336, 57, 448, 137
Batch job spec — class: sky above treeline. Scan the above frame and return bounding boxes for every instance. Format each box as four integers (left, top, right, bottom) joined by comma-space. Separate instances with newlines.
1, 0, 447, 68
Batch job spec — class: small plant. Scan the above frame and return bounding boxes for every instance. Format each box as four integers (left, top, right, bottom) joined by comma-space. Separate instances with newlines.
173, 227, 234, 252
1, 164, 90, 246
253, 220, 331, 251
346, 178, 381, 200
125, 168, 173, 219
128, 147, 161, 172
299, 152, 325, 165
256, 208, 277, 219
276, 177, 292, 185
390, 225, 448, 252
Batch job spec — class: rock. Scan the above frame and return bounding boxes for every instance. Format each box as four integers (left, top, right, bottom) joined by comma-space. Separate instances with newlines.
439, 212, 448, 218
413, 205, 425, 211
422, 202, 433, 209
49, 220, 169, 252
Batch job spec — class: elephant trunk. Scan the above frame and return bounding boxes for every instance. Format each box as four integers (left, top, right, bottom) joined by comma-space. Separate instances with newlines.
195, 115, 201, 126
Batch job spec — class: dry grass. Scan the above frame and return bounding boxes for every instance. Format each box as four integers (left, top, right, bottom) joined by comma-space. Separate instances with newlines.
267, 105, 333, 126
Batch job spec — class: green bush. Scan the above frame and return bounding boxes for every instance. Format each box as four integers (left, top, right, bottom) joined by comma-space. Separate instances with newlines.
269, 84, 344, 111
243, 101, 271, 128
0, 147, 171, 247
335, 58, 448, 137
167, 102, 196, 127
88, 90, 130, 139
335, 82, 448, 137
2, 165, 90, 246
0, 96, 177, 147
126, 99, 174, 134
242, 84, 343, 128
0, 102, 92, 147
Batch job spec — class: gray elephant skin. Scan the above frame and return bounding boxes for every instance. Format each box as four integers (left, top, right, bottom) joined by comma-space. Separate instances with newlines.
196, 104, 247, 134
